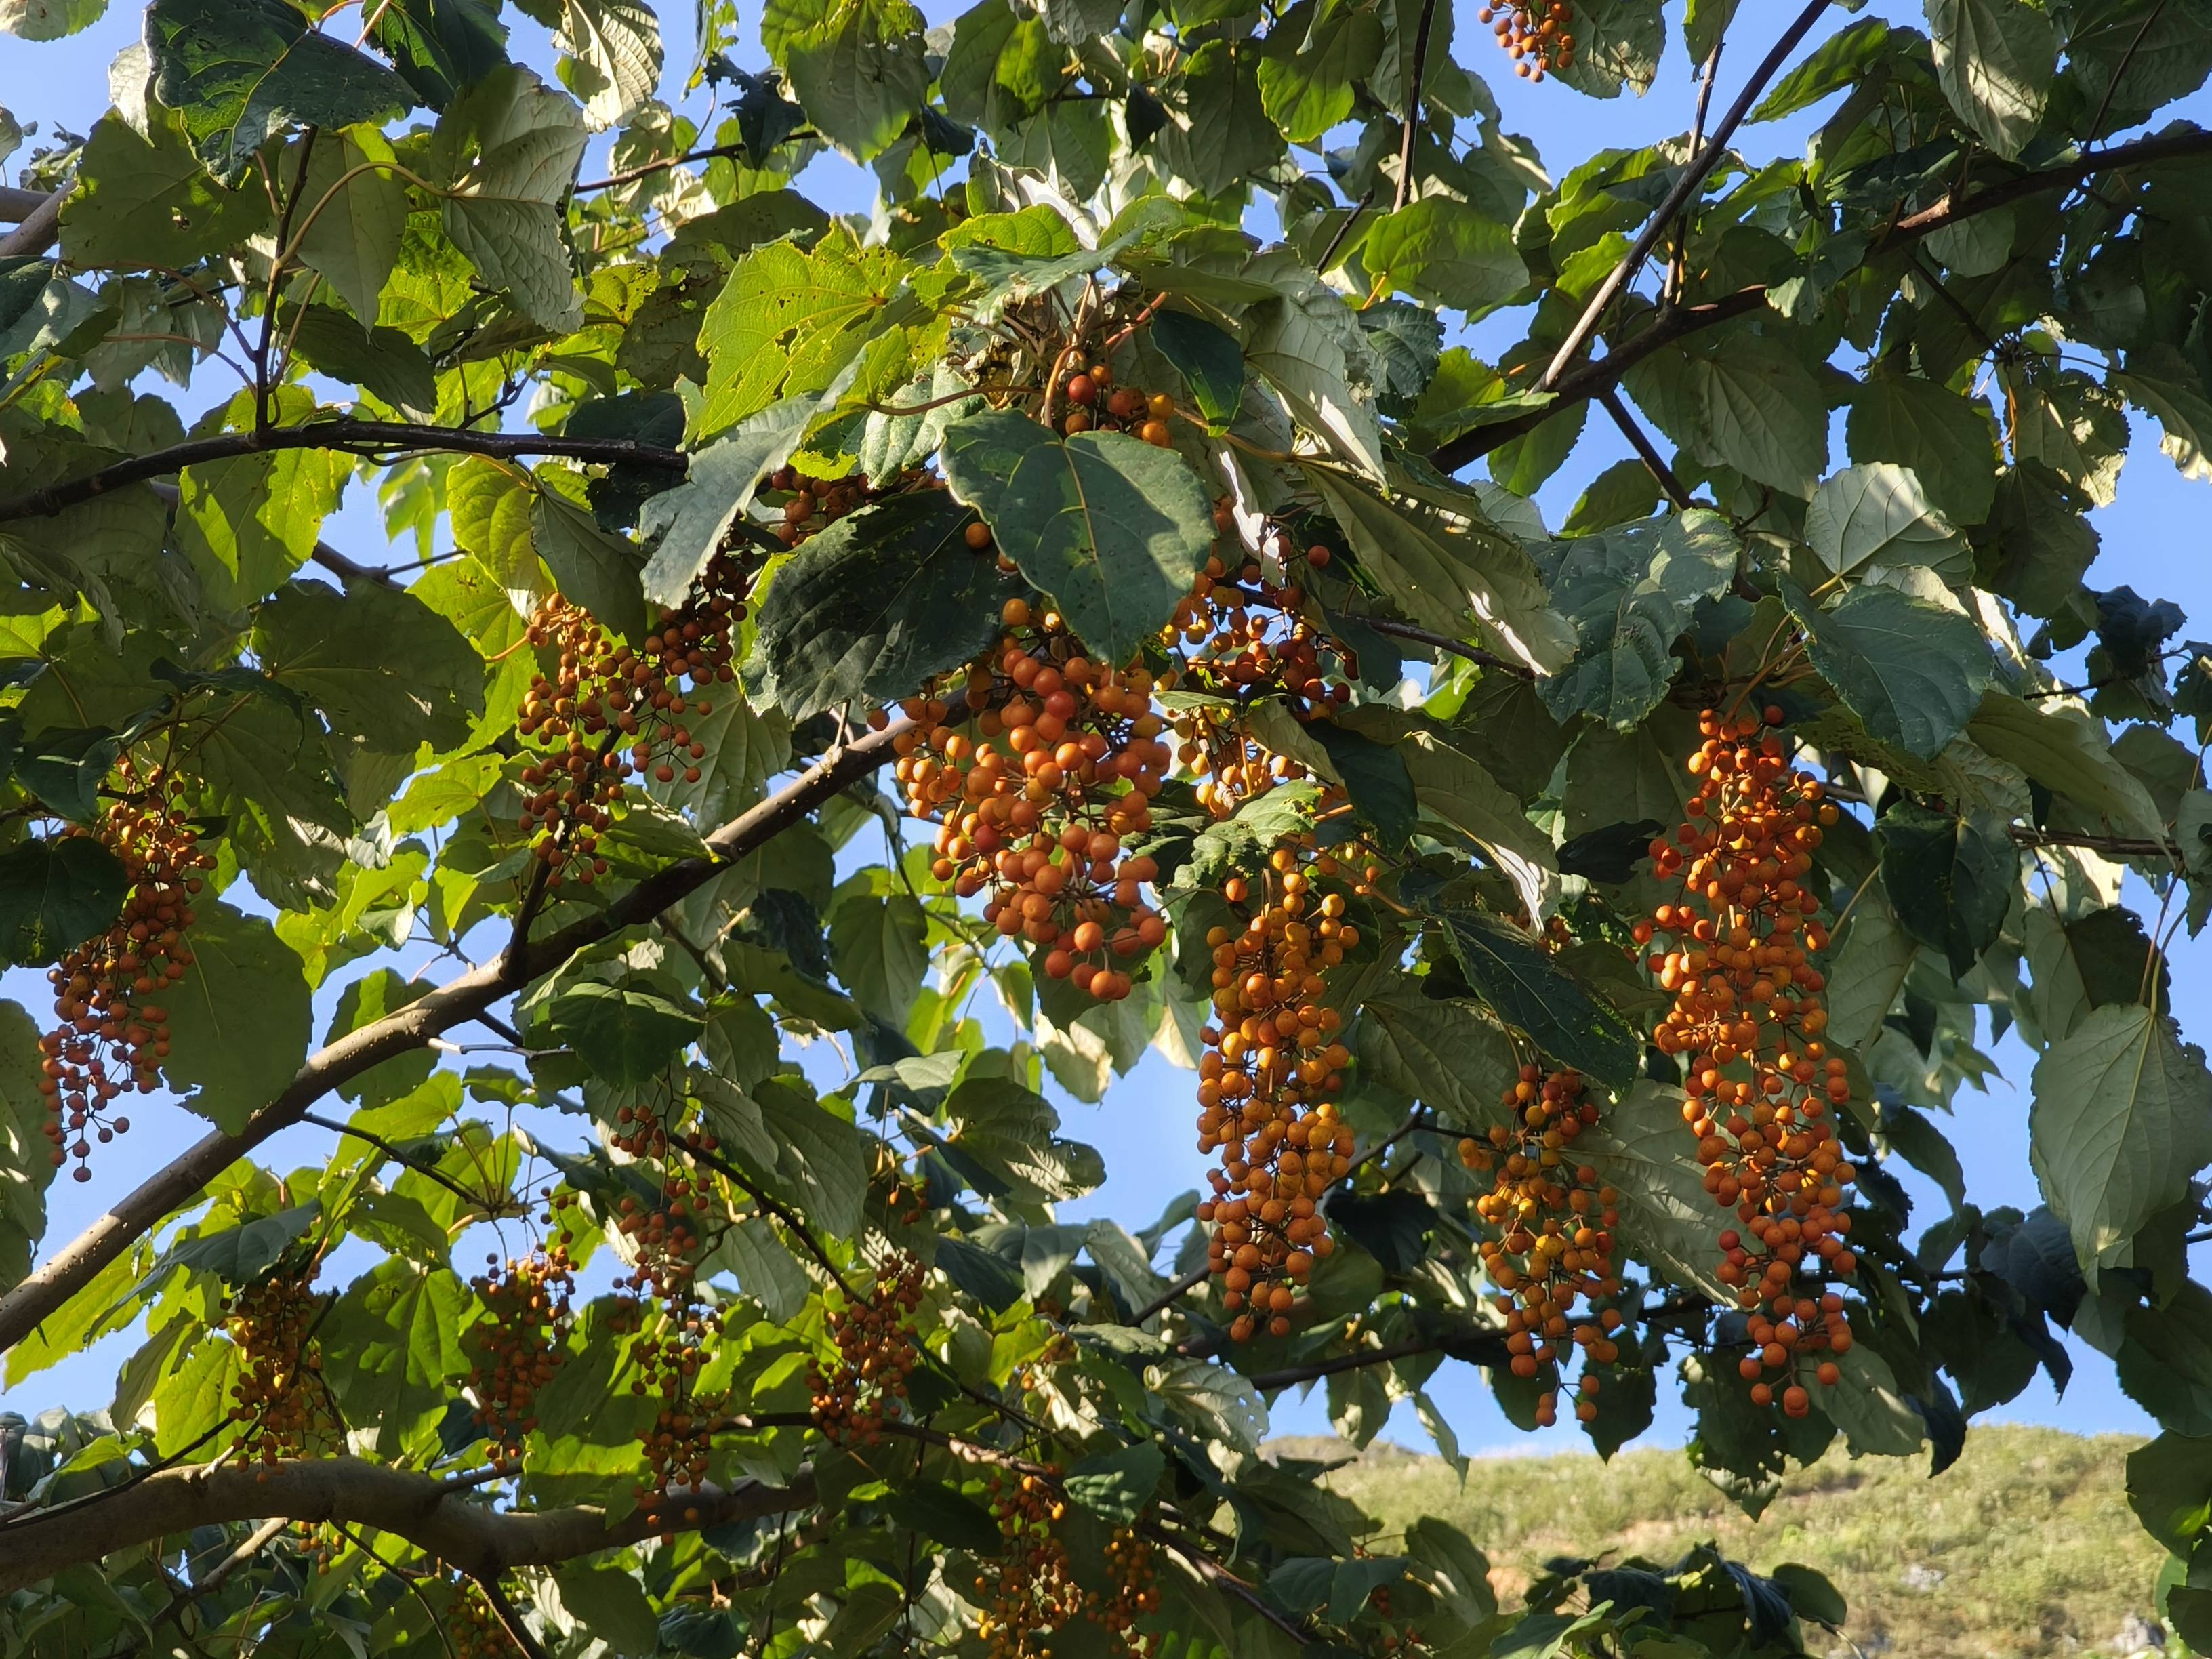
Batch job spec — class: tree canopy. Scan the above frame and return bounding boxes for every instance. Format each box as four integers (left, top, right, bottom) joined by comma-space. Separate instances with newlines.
1, 0, 2212, 1654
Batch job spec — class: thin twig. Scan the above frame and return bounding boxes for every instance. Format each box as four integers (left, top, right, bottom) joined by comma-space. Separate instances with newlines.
1392, 0, 1443, 212
1597, 386, 1693, 508
474, 1574, 550, 1659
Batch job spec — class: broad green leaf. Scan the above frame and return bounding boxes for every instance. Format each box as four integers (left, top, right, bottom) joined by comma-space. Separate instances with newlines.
283, 306, 437, 420
638, 396, 817, 606
1580, 1081, 1732, 1302
940, 412, 1214, 664
1361, 197, 1525, 316
434, 66, 589, 331
1820, 1347, 1927, 1458
1392, 729, 1559, 919
172, 392, 349, 607
551, 1564, 663, 1652
1305, 468, 1574, 675
760, 0, 928, 160
369, 0, 510, 111
1256, 0, 1381, 144
1966, 691, 2163, 839
445, 457, 539, 600
323, 1259, 471, 1456
1877, 803, 2014, 980
1824, 899, 1917, 1052
0, 838, 126, 966
1150, 308, 1244, 430
1551, 0, 1664, 99
1064, 1441, 1165, 1523
1782, 579, 1994, 760
0, 998, 53, 1290
1847, 370, 1999, 526
1925, 0, 2055, 161
255, 577, 485, 758
1153, 39, 1279, 200
1426, 902, 1641, 1089
748, 489, 1009, 721
2030, 1002, 2212, 1271
161, 901, 314, 1134
145, 0, 411, 184
827, 890, 927, 1027
1805, 464, 1965, 577
295, 127, 407, 325
541, 979, 703, 1085
751, 1078, 869, 1236
59, 110, 272, 270
550, 0, 662, 129
1534, 509, 1738, 729
2128, 1433, 2212, 1553
1353, 991, 1518, 1128
0, 0, 104, 38
532, 475, 647, 639
1623, 325, 1830, 497
693, 234, 906, 438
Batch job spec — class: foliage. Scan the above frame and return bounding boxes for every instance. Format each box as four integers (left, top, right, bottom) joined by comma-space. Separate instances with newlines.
0, 0, 2209, 1654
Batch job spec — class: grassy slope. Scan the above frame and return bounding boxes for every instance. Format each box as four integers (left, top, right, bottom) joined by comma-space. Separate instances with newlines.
1292, 1425, 2163, 1659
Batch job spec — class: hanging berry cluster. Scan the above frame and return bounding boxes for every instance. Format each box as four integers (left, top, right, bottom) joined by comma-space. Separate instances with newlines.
891, 596, 1173, 1004
977, 1471, 1084, 1659
1477, 2, 1576, 79
810, 1252, 924, 1445
1195, 844, 1359, 1340
449, 1580, 521, 1659
764, 463, 889, 547
224, 1268, 340, 1465
467, 1244, 575, 1470
1636, 705, 1857, 1416
1059, 363, 1179, 446
1458, 1066, 1629, 1429
36, 760, 211, 1183
1366, 1579, 1427, 1655
1093, 1528, 1161, 1657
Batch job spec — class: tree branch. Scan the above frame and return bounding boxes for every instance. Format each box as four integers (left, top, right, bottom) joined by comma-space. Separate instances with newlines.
1391, 0, 1442, 213
1431, 125, 2212, 474
0, 186, 54, 224
0, 420, 688, 529
1536, 0, 1834, 391
0, 1456, 815, 1595
1596, 386, 1694, 509
0, 190, 63, 260
0, 712, 926, 1358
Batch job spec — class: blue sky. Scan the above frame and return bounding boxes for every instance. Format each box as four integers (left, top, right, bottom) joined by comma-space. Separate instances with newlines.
4, 1, 2210, 1462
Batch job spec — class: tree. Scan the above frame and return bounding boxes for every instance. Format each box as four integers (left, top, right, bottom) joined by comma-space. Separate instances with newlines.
0, 0, 2209, 1650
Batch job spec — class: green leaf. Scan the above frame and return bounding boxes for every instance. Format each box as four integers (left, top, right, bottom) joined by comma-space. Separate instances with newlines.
542, 979, 703, 1085
1391, 729, 1559, 918
1580, 1080, 1733, 1301
1304, 468, 1574, 675
0, 836, 127, 966
943, 1073, 1101, 1201
369, 0, 508, 110
162, 902, 313, 1133
1966, 690, 2162, 838
549, 0, 662, 129
434, 66, 589, 331
1847, 370, 1999, 527
2031, 1003, 2212, 1271
1782, 579, 1994, 760
295, 127, 407, 325
172, 396, 350, 607
760, 0, 928, 160
1535, 510, 1738, 729
323, 1259, 470, 1456
255, 578, 485, 758
329, 969, 437, 1109
1820, 1347, 1927, 1458
1623, 326, 1830, 497
940, 412, 1215, 665
1876, 803, 2014, 980
284, 306, 437, 421
1150, 308, 1244, 430
2128, 1433, 2212, 1553
1425, 903, 1641, 1090
0, 998, 53, 1290
703, 1214, 809, 1319
1925, 0, 2055, 161
1153, 40, 1280, 200
531, 482, 649, 640
1824, 899, 1917, 1052
1361, 197, 1525, 316
1256, 0, 1381, 144
59, 110, 273, 270
827, 890, 928, 1027
1353, 992, 1517, 1129
0, 0, 106, 39
749, 489, 1008, 722
1805, 464, 1965, 577
638, 396, 818, 607
1064, 1440, 1165, 1523
693, 234, 909, 438
751, 1078, 869, 1236
145, 0, 411, 184
1551, 0, 1664, 98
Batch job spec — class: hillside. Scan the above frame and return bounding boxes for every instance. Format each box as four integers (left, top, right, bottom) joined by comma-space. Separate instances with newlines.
1284, 1426, 2165, 1659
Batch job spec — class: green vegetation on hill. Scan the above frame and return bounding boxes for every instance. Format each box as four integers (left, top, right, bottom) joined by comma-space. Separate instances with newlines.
1292, 1426, 2163, 1659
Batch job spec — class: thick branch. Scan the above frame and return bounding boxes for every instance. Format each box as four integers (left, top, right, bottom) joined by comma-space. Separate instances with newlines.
0, 420, 688, 529
1431, 125, 2212, 473
0, 186, 54, 224
0, 190, 62, 260
0, 715, 923, 1358
0, 1456, 814, 1595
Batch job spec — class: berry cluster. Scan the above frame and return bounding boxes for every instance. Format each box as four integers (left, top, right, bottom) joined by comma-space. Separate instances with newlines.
977, 1471, 1084, 1659
1635, 706, 1857, 1416
1059, 364, 1178, 446
810, 1252, 925, 1445
892, 600, 1173, 1004
1195, 847, 1359, 1338
764, 463, 883, 548
1368, 1580, 1427, 1654
1477, 3, 1576, 79
225, 1269, 340, 1465
37, 764, 211, 1182
467, 1245, 575, 1470
515, 542, 753, 886
1094, 1528, 1161, 1657
449, 1581, 520, 1659
1458, 1066, 1628, 1428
